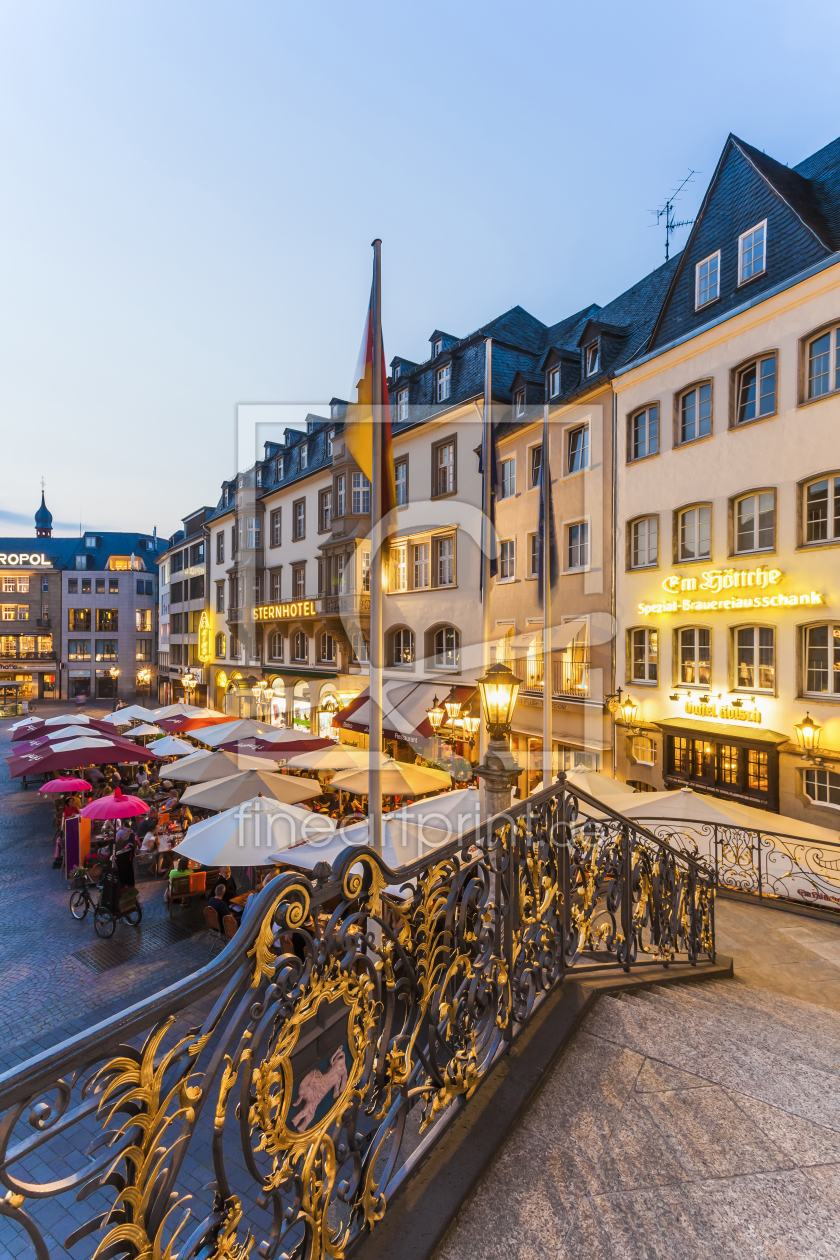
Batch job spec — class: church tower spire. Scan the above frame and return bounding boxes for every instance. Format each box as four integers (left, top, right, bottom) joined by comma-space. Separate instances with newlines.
35, 480, 53, 538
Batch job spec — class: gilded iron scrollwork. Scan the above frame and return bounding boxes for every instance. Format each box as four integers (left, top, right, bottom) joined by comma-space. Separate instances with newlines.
0, 778, 715, 1260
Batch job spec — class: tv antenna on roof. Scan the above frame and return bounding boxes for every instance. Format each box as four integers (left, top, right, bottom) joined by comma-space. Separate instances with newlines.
652, 170, 697, 262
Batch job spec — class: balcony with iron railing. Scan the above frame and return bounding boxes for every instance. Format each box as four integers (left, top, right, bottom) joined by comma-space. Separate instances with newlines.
511, 655, 590, 698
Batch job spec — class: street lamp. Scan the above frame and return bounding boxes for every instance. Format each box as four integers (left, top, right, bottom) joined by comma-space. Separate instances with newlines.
136, 667, 151, 704
251, 678, 268, 717
182, 670, 197, 705
426, 695, 445, 732
108, 666, 120, 710
475, 662, 521, 815
794, 712, 822, 761
444, 687, 462, 725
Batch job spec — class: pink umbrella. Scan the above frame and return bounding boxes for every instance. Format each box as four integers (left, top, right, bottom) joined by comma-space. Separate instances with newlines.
80, 788, 150, 820
38, 778, 93, 794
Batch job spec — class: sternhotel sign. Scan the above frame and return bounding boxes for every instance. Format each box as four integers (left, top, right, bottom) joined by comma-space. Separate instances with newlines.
253, 600, 317, 622
639, 565, 825, 617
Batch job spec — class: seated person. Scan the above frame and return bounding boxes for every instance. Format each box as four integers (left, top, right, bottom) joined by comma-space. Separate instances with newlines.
218, 865, 237, 900
168, 856, 191, 900
208, 882, 241, 926
136, 781, 155, 800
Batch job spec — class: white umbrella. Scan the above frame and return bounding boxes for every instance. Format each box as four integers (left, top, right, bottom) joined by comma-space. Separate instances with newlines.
181, 769, 321, 809
284, 748, 397, 772
164, 749, 281, 783
388, 786, 481, 835
126, 723, 165, 738
274, 816, 453, 874
331, 758, 451, 796
173, 795, 334, 866
565, 768, 637, 799
42, 714, 97, 728
101, 705, 159, 725
30, 725, 107, 744
189, 718, 271, 747
152, 703, 226, 720
148, 735, 197, 757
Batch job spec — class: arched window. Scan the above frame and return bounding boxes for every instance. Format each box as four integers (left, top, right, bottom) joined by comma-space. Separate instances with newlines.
392, 628, 414, 666
215, 632, 226, 658
320, 631, 335, 662
293, 631, 308, 661
269, 631, 283, 661
434, 625, 460, 669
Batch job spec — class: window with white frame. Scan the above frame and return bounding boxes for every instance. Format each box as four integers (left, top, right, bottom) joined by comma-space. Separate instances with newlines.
739, 221, 766, 283
735, 626, 775, 691
216, 532, 224, 563
549, 366, 560, 397
269, 631, 283, 660
434, 440, 455, 495
320, 631, 335, 662
567, 425, 589, 473
500, 539, 515, 580
433, 339, 442, 357
631, 627, 658, 682
695, 251, 720, 308
293, 630, 308, 661
215, 632, 226, 657
319, 489, 332, 532
735, 491, 775, 553
804, 766, 840, 809
300, 444, 308, 470
630, 516, 658, 568
436, 364, 451, 402
246, 517, 261, 548
413, 543, 430, 589
528, 532, 538, 577
736, 354, 776, 423
256, 467, 262, 487
631, 405, 659, 460
530, 444, 542, 488
515, 388, 525, 417
351, 472, 371, 513
391, 545, 407, 591
395, 459, 407, 506
362, 548, 371, 592
270, 509, 281, 547
804, 624, 840, 696
584, 342, 599, 376
395, 388, 408, 423
804, 475, 840, 543
327, 430, 334, 456
631, 735, 657, 765
500, 457, 515, 499
679, 627, 711, 686
292, 565, 305, 598
335, 553, 345, 595
293, 500, 305, 540
807, 326, 840, 398
679, 382, 712, 442
567, 521, 589, 570
679, 504, 711, 561
392, 627, 414, 666
271, 571, 280, 600
276, 456, 283, 480
335, 474, 345, 517
436, 536, 454, 585
216, 582, 225, 613
434, 626, 460, 669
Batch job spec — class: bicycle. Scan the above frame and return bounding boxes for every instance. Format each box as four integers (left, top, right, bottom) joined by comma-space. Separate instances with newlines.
69, 869, 100, 921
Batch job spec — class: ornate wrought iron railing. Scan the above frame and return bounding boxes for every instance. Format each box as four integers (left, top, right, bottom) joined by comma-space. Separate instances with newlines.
0, 777, 714, 1260
636, 816, 840, 914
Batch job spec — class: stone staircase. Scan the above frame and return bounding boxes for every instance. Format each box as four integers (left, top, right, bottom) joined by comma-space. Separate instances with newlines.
437, 980, 840, 1260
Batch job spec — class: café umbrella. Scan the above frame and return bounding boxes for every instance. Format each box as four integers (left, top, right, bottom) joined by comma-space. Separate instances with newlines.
147, 735, 197, 758
180, 768, 321, 810
80, 788, 151, 821
284, 746, 373, 772
127, 723, 165, 739
157, 714, 233, 735
173, 794, 334, 867
101, 706, 160, 725
163, 749, 281, 784
11, 716, 115, 742
220, 728, 334, 757
330, 758, 451, 797
153, 703, 226, 721
189, 719, 272, 747
7, 737, 162, 778
274, 816, 452, 873
38, 778, 93, 795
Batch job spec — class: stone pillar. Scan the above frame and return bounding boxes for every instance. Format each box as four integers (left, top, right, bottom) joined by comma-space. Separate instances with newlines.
308, 679, 326, 734
475, 737, 521, 818
284, 680, 296, 729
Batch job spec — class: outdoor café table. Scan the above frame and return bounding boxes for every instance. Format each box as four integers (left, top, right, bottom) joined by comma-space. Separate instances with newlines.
230, 893, 252, 908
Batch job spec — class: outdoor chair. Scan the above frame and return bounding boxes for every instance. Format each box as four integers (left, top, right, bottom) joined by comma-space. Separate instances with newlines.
204, 905, 222, 935
223, 915, 239, 938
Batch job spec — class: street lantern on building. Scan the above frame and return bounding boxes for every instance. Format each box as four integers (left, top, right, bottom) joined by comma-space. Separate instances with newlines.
182, 671, 197, 704
426, 695, 445, 733
794, 712, 822, 761
474, 662, 521, 816
136, 667, 151, 699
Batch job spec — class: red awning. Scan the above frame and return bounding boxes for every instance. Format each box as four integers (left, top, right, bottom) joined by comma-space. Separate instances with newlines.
335, 680, 476, 747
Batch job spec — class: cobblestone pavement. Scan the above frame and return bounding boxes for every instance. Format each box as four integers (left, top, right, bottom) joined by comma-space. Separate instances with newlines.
0, 703, 220, 1075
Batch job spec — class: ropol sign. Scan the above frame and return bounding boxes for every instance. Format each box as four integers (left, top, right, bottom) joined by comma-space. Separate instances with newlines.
0, 552, 51, 567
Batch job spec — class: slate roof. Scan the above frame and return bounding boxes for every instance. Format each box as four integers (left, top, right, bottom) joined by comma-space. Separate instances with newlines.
0, 533, 161, 571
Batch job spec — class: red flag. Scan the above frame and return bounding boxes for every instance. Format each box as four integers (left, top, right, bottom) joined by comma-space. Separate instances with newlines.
343, 279, 397, 518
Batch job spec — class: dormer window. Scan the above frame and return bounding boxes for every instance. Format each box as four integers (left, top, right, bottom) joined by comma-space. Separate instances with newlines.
327, 430, 334, 456
584, 342, 599, 376
393, 365, 400, 380
84, 534, 99, 549
695, 251, 720, 309
549, 367, 560, 397
276, 457, 283, 480
515, 388, 526, 417
436, 364, 451, 402
300, 445, 308, 470
739, 221, 766, 284
397, 388, 408, 422
433, 339, 442, 357
255, 467, 263, 487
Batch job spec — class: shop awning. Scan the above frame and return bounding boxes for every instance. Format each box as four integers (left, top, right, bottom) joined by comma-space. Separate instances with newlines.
336, 680, 476, 747
654, 717, 789, 745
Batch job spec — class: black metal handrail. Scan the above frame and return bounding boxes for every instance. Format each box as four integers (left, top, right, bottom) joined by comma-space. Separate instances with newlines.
0, 777, 715, 1259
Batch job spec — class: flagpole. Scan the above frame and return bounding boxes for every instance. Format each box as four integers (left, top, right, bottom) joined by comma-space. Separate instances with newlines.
479, 338, 493, 818
370, 239, 384, 855
542, 403, 552, 789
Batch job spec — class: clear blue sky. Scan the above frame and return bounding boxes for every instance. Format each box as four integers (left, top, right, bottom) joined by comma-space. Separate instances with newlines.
1, 0, 838, 538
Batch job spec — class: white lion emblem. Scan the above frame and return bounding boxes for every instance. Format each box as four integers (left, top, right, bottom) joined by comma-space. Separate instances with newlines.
291, 1047, 348, 1132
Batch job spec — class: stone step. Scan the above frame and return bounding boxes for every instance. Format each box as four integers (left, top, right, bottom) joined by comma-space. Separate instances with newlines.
700, 977, 840, 1037
628, 985, 840, 1081
584, 991, 840, 1132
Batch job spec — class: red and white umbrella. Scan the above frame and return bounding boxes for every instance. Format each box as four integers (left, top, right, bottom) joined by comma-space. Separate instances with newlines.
7, 736, 163, 779
11, 717, 115, 743
218, 728, 333, 757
